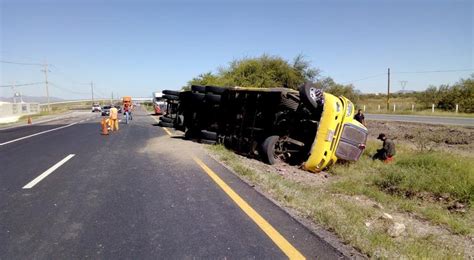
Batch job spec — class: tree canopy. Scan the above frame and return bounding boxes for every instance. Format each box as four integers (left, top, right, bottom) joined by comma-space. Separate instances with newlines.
188, 54, 320, 90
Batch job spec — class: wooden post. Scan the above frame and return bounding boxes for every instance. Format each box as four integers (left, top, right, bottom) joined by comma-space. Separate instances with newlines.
387, 68, 390, 110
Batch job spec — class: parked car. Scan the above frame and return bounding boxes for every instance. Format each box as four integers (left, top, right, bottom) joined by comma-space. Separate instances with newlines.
92, 103, 101, 112
160, 84, 368, 172
101, 105, 111, 116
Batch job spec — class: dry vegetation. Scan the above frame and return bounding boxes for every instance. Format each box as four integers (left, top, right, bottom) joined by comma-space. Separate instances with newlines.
207, 121, 474, 258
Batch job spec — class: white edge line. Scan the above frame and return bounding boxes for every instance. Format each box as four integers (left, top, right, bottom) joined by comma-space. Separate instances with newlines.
0, 122, 79, 146
22, 154, 75, 189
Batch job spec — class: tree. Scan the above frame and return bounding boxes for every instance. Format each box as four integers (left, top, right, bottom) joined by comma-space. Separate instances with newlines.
188, 72, 226, 86
187, 54, 320, 90
415, 75, 474, 112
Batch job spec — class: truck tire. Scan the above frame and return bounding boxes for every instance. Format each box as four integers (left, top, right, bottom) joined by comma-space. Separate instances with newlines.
191, 93, 205, 103
191, 85, 206, 93
163, 94, 179, 101
299, 83, 323, 111
160, 116, 174, 123
163, 90, 180, 96
205, 85, 227, 94
261, 135, 280, 165
201, 130, 217, 140
280, 96, 299, 111
159, 121, 174, 127
205, 93, 221, 104
200, 139, 216, 145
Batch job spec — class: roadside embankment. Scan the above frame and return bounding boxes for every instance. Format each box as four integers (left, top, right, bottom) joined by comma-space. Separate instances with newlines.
207, 138, 473, 258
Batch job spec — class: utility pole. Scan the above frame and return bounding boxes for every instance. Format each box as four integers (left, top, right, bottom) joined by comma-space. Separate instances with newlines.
399, 80, 407, 93
90, 81, 94, 104
11, 81, 16, 103
387, 68, 390, 111
111, 92, 114, 104
42, 62, 51, 111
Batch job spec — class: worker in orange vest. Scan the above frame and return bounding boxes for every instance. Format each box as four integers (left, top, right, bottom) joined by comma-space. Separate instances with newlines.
109, 106, 119, 131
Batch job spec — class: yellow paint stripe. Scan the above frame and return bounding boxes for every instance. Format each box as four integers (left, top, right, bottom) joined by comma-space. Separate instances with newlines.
192, 157, 305, 260
162, 127, 172, 136
150, 115, 172, 136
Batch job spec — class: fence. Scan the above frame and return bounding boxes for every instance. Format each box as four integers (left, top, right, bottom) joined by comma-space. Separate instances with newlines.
356, 103, 463, 114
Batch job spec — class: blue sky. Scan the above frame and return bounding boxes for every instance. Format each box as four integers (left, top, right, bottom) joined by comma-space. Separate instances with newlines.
1, 0, 472, 99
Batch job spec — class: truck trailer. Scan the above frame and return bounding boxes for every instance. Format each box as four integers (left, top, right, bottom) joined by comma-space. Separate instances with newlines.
159, 84, 368, 172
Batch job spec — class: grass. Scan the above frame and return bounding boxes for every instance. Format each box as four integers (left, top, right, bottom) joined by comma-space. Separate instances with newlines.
142, 102, 155, 113
328, 142, 473, 235
208, 142, 473, 258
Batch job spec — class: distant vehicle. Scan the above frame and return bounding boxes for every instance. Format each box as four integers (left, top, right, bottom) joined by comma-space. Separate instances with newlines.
101, 105, 111, 116
92, 103, 101, 112
152, 92, 166, 115
160, 84, 368, 172
114, 105, 122, 113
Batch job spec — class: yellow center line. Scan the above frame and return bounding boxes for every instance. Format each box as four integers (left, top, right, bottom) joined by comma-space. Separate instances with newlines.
150, 115, 172, 136
162, 127, 172, 136
192, 156, 305, 260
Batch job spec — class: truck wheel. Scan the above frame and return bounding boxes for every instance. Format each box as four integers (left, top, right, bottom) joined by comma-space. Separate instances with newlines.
191, 93, 205, 103
205, 93, 221, 104
200, 139, 216, 145
160, 116, 173, 123
280, 96, 299, 111
201, 130, 217, 140
159, 121, 174, 127
261, 135, 283, 165
163, 90, 180, 96
205, 85, 227, 94
299, 83, 323, 111
191, 85, 206, 93
163, 94, 179, 101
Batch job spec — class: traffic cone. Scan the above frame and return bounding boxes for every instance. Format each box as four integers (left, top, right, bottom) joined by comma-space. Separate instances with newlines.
27, 116, 32, 125
101, 118, 109, 135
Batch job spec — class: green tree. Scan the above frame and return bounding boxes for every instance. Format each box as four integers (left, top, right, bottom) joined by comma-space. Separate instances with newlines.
187, 54, 320, 90
188, 72, 226, 86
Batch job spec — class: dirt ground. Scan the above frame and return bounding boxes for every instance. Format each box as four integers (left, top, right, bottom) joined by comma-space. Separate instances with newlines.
366, 120, 474, 156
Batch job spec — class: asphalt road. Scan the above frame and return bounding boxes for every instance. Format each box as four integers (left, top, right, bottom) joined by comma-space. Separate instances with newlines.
366, 113, 474, 126
0, 108, 346, 259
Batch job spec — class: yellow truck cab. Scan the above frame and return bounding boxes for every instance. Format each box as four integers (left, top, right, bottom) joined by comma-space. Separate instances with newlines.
304, 93, 368, 172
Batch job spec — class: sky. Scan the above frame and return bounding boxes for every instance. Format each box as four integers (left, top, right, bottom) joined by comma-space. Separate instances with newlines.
1, 0, 473, 100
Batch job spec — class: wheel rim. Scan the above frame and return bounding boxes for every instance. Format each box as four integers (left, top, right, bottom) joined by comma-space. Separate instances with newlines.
309, 87, 318, 101
273, 140, 287, 160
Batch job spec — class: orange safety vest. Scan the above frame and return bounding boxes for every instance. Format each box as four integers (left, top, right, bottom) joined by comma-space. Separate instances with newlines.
110, 107, 118, 120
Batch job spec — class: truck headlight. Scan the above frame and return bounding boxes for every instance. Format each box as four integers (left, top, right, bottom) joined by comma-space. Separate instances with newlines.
346, 103, 353, 117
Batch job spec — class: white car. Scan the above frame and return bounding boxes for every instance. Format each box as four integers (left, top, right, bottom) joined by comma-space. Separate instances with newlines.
92, 104, 102, 112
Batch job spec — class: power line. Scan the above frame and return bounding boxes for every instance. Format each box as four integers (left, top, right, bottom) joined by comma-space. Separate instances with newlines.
0, 82, 44, 88
49, 82, 90, 95
341, 73, 386, 84
0, 60, 43, 66
393, 69, 474, 74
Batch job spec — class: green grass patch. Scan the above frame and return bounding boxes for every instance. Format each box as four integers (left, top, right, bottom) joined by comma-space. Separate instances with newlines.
208, 143, 472, 258
142, 102, 155, 113
329, 141, 473, 235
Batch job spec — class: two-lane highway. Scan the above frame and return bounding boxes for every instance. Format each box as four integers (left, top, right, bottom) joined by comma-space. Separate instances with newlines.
366, 113, 474, 126
0, 108, 346, 259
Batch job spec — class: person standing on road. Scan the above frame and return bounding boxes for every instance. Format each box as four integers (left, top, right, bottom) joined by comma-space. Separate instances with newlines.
109, 106, 119, 131
373, 133, 396, 161
354, 109, 366, 126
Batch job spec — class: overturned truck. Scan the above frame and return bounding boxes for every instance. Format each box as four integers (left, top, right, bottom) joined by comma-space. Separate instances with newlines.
160, 84, 368, 172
